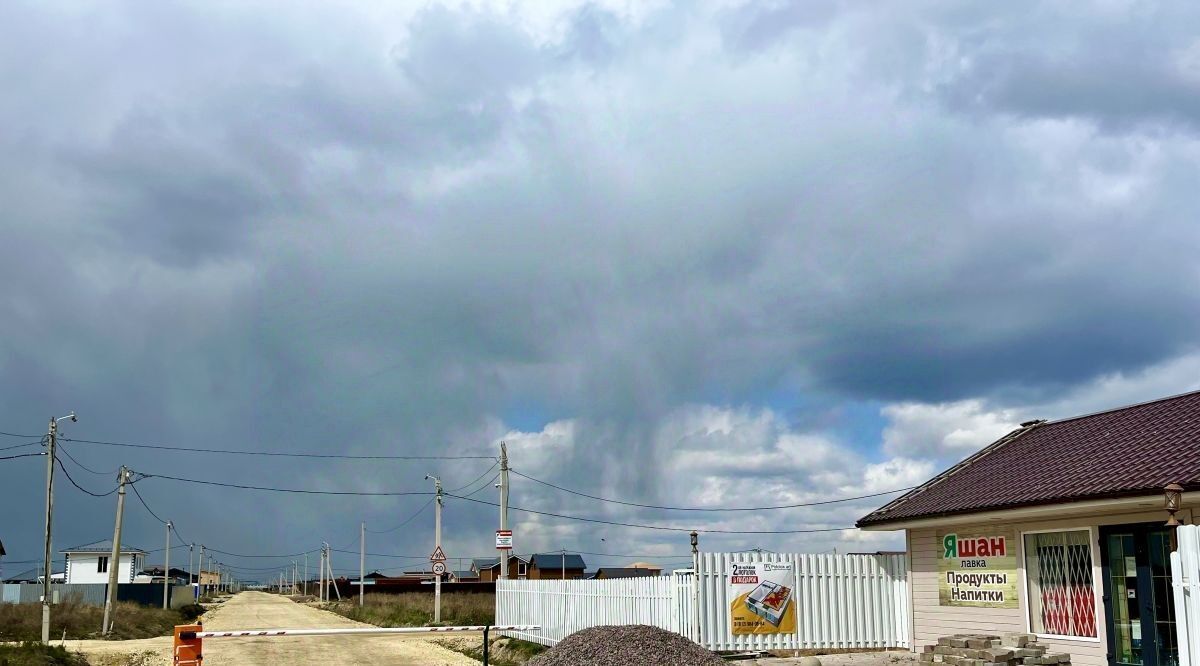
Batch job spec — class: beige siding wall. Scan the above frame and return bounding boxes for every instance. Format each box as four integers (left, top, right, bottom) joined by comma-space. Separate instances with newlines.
909, 505, 1196, 666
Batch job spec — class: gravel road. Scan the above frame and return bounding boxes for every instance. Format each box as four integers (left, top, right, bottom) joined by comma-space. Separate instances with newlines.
64, 591, 480, 666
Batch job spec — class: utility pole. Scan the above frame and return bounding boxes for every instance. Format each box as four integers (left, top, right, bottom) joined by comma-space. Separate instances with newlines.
101, 466, 132, 635
188, 544, 194, 591
163, 521, 172, 609
304, 552, 308, 597
498, 442, 509, 581
359, 521, 365, 607
197, 545, 205, 600
41, 412, 74, 643
429, 475, 443, 623
318, 545, 325, 601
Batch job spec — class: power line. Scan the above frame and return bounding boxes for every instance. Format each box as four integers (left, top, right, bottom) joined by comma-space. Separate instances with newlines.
365, 497, 434, 535
55, 442, 118, 476
60, 436, 494, 460
447, 461, 500, 493
204, 546, 318, 559
0, 439, 43, 452
445, 493, 854, 535
55, 456, 117, 497
0, 430, 41, 439
138, 472, 435, 497
510, 469, 915, 512
0, 452, 45, 462
129, 482, 168, 524
461, 473, 500, 499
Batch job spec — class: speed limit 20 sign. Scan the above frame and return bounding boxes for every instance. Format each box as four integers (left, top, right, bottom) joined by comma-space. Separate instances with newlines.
432, 561, 447, 576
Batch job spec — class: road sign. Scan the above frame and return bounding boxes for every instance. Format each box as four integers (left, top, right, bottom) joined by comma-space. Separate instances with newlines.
495, 530, 513, 550
432, 562, 446, 576
430, 546, 447, 562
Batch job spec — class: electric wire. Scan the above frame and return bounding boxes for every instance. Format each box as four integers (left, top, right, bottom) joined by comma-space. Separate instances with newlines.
0, 452, 45, 461
0, 430, 41, 438
364, 497, 435, 534
129, 481, 168, 524
510, 469, 916, 512
0, 439, 44, 452
138, 472, 435, 496
55, 442, 118, 476
446, 493, 853, 534
60, 436, 495, 460
204, 546, 319, 559
446, 461, 500, 493
55, 455, 118, 497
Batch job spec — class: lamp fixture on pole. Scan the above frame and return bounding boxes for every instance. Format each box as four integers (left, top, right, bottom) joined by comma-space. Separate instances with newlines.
1165, 483, 1184, 527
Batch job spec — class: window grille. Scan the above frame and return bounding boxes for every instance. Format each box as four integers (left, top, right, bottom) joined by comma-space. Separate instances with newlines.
1024, 530, 1096, 637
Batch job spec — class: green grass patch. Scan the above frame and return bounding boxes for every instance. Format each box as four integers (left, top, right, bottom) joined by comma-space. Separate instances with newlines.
0, 643, 89, 666
323, 592, 495, 627
0, 600, 189, 642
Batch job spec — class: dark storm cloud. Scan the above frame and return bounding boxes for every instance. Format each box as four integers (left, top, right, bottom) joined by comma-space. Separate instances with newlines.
2, 0, 1200, 570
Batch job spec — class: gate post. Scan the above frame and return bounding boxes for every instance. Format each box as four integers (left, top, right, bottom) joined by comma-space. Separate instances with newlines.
174, 623, 203, 665
483, 625, 490, 666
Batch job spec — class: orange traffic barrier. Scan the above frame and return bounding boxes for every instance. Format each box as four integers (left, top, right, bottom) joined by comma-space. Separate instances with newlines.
173, 623, 203, 665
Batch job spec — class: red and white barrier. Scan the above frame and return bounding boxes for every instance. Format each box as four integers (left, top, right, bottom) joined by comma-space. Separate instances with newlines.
183, 625, 540, 639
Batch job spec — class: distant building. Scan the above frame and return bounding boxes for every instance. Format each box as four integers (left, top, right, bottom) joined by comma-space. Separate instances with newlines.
527, 553, 587, 580
472, 555, 530, 582
592, 567, 661, 579
136, 566, 190, 584
63, 540, 146, 585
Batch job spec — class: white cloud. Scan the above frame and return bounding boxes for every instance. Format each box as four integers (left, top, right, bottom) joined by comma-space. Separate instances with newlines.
881, 400, 1017, 459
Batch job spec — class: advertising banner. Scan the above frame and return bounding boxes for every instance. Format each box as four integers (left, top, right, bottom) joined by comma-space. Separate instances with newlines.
938, 530, 1018, 608
729, 562, 797, 635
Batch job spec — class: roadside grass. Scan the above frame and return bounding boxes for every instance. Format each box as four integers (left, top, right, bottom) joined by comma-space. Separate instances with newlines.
0, 643, 89, 666
323, 592, 495, 627
0, 600, 187, 641
436, 636, 547, 666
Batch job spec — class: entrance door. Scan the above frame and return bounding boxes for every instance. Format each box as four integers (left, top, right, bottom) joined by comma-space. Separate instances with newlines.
1100, 524, 1178, 666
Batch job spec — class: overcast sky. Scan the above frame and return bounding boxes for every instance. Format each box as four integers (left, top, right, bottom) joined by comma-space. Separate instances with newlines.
3, 0, 1200, 581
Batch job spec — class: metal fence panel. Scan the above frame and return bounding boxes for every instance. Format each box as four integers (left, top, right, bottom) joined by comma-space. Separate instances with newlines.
497, 552, 909, 651
497, 576, 678, 647
1174, 524, 1200, 666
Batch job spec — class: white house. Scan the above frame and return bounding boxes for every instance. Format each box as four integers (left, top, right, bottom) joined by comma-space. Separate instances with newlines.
62, 540, 146, 585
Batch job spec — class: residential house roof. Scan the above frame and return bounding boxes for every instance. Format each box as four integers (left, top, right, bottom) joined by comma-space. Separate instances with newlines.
62, 539, 147, 554
451, 570, 477, 580
3, 567, 39, 582
858, 390, 1200, 527
593, 567, 660, 579
530, 553, 586, 570
471, 555, 529, 571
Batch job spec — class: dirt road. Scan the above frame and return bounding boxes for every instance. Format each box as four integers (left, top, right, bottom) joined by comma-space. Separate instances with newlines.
66, 591, 480, 666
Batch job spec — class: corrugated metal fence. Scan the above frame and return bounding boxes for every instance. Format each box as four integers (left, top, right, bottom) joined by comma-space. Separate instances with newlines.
1172, 524, 1200, 666
0, 583, 193, 608
497, 552, 910, 651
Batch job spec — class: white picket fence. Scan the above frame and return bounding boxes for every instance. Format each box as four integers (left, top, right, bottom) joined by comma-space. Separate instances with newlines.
496, 552, 910, 652
1172, 524, 1200, 666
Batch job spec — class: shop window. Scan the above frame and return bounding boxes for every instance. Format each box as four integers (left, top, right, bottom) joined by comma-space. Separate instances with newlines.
1024, 530, 1097, 637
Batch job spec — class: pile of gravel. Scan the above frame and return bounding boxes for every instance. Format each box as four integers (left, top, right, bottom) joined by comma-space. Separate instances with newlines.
528, 625, 725, 666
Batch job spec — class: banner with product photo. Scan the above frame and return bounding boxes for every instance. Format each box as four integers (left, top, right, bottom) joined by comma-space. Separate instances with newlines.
729, 562, 797, 635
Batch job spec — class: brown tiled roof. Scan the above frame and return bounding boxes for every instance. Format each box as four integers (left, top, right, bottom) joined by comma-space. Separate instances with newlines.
858, 390, 1200, 527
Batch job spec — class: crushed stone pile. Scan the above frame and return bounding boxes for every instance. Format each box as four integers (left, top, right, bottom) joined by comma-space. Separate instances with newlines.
528, 625, 726, 666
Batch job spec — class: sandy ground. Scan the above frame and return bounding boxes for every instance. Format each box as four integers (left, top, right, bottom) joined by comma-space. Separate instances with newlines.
62, 591, 481, 666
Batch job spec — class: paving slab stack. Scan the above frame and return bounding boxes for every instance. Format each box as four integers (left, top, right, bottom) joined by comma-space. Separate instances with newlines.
920, 633, 1071, 666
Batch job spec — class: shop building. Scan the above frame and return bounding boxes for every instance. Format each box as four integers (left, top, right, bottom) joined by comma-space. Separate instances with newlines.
859, 391, 1200, 666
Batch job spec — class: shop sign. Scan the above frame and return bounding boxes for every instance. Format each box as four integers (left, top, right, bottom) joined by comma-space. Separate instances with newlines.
938, 530, 1018, 608
729, 562, 797, 635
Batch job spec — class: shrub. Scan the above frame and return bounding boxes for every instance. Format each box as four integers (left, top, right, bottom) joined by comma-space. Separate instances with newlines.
0, 642, 89, 666
178, 604, 205, 622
